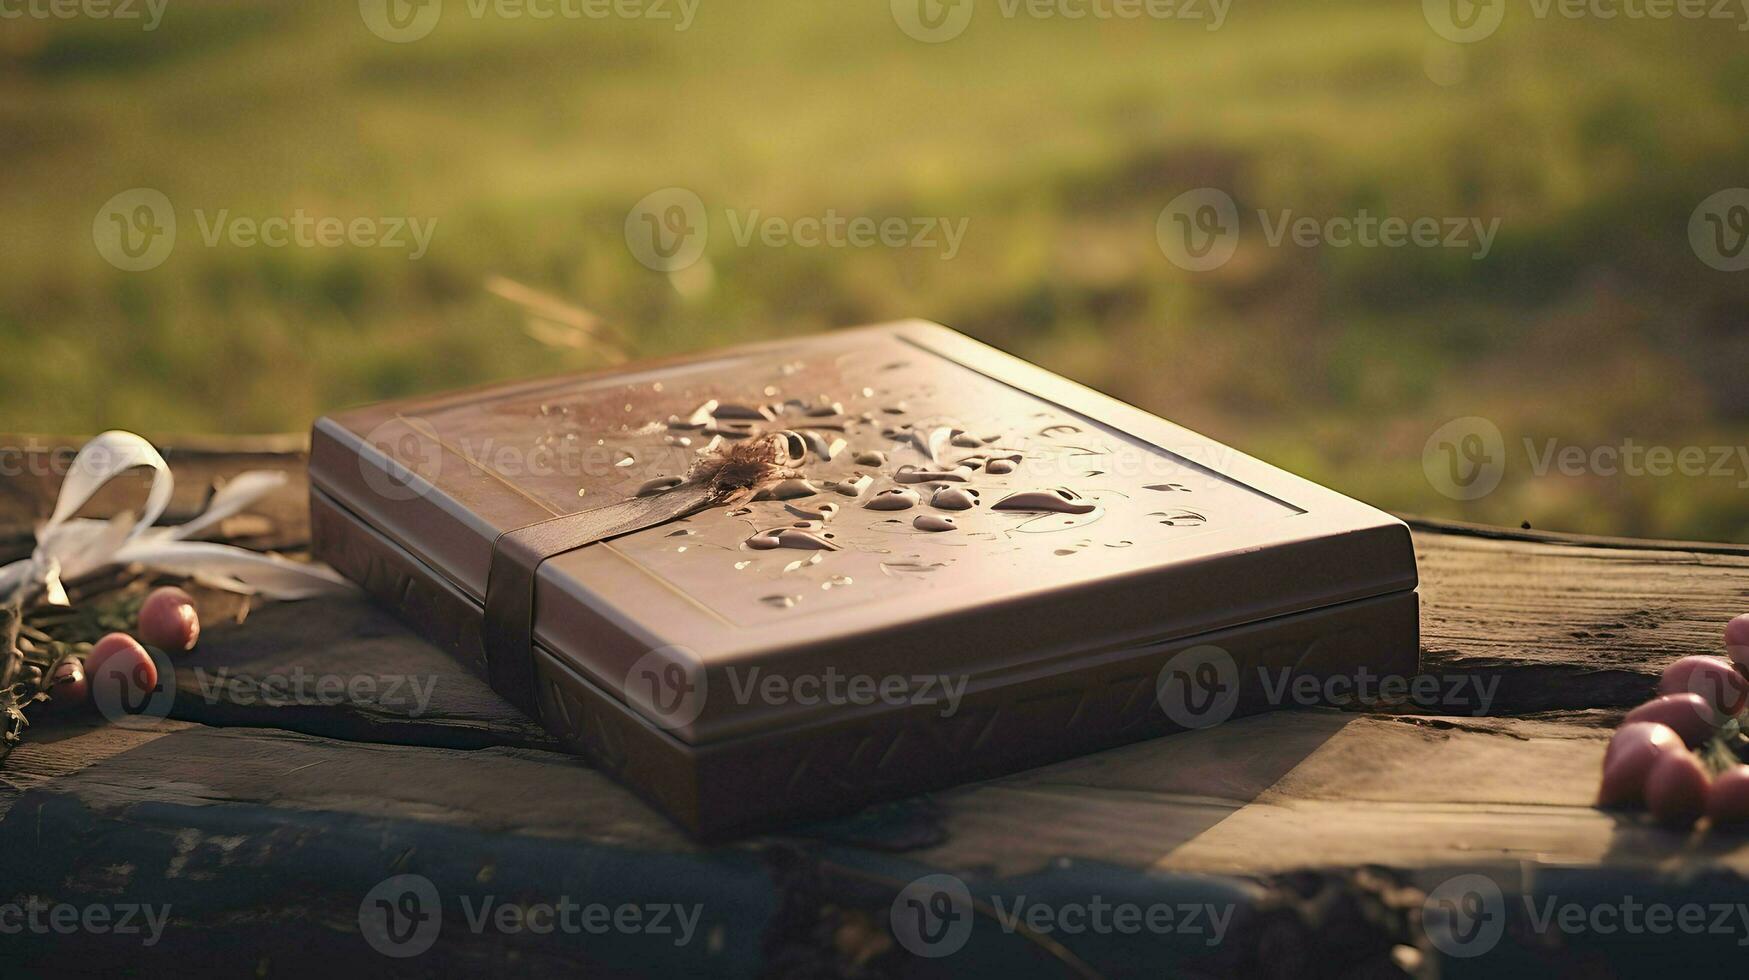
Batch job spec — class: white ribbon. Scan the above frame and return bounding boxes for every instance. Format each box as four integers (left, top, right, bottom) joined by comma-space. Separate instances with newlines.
0, 431, 352, 606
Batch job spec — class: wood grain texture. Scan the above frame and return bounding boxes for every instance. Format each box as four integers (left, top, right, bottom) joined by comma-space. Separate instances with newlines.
3, 438, 1747, 976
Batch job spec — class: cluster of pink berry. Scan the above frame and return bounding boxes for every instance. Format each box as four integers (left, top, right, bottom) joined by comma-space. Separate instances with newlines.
44, 587, 201, 714
1598, 614, 1749, 827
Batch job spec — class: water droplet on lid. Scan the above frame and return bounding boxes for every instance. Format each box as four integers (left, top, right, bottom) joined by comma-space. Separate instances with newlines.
615, 451, 636, 468
985, 459, 1016, 475
828, 474, 874, 497
734, 560, 753, 570
864, 487, 921, 510
747, 526, 840, 551
760, 594, 799, 609
1149, 510, 1208, 527
914, 514, 958, 532
1105, 540, 1134, 548
1040, 423, 1082, 437
894, 466, 967, 484
753, 479, 821, 501
881, 559, 946, 576
992, 488, 1098, 514
576, 488, 588, 497
822, 575, 853, 589
854, 450, 887, 467
931, 487, 980, 510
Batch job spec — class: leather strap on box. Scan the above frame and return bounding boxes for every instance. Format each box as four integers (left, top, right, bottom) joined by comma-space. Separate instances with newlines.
482, 486, 715, 717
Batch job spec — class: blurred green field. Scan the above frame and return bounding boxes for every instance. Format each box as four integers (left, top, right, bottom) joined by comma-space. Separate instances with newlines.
2, 0, 1746, 540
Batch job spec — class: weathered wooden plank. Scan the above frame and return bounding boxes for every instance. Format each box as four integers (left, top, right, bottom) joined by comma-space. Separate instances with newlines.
168, 596, 555, 751
1416, 534, 1749, 712
7, 436, 1749, 977
0, 721, 1300, 978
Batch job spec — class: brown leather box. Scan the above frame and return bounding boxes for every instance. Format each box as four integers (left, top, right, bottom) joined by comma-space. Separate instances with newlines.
309, 321, 1418, 838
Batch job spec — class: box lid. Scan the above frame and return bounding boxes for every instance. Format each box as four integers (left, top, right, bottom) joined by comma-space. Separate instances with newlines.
309, 321, 1416, 744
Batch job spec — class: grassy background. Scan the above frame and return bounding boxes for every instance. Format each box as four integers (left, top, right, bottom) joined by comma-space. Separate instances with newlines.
2, 0, 1746, 540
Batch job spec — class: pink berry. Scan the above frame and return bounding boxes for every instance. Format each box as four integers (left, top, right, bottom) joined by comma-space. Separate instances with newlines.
1598, 722, 1685, 807
1707, 765, 1749, 826
1727, 614, 1749, 670
1622, 693, 1723, 747
138, 586, 199, 653
46, 659, 88, 710
85, 633, 159, 715
1659, 655, 1748, 716
1646, 749, 1710, 827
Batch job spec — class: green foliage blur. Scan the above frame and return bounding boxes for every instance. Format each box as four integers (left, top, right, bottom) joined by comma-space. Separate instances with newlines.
2, 0, 1745, 540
